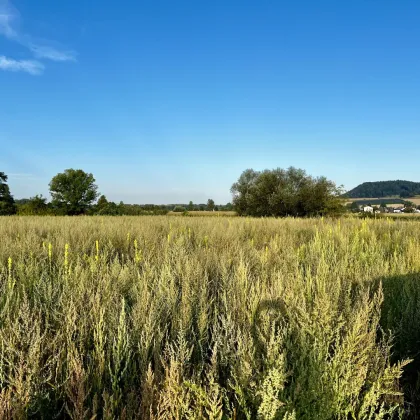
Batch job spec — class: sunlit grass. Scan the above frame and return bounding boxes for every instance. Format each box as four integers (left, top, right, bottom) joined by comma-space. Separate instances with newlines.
168, 210, 237, 217
0, 215, 419, 418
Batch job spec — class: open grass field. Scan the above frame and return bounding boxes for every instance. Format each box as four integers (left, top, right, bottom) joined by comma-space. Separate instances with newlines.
406, 197, 420, 206
346, 197, 420, 207
1, 216, 420, 419
168, 211, 237, 217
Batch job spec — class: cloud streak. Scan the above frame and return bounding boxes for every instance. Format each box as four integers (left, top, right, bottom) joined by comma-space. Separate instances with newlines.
30, 44, 76, 62
0, 55, 44, 74
0, 0, 18, 38
0, 0, 76, 74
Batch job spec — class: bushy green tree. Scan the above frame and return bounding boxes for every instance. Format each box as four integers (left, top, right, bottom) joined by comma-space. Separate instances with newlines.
96, 194, 109, 213
49, 169, 99, 215
0, 172, 16, 215
207, 198, 215, 211
224, 202, 233, 211
17, 195, 49, 215
97, 201, 120, 215
350, 201, 360, 212
97, 194, 108, 207
173, 206, 186, 212
404, 200, 415, 208
231, 167, 343, 217
403, 206, 415, 213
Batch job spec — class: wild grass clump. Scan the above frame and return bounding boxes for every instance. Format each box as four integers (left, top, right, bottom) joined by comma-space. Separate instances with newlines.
0, 216, 419, 418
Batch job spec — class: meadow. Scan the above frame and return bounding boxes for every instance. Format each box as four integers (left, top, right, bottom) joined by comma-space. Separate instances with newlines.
167, 211, 237, 217
345, 197, 420, 208
1, 216, 420, 419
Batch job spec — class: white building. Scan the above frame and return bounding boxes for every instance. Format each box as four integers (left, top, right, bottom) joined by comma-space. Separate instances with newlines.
363, 206, 374, 213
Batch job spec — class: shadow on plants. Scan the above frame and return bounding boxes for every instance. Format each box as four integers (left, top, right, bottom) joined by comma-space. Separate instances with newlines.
378, 272, 420, 419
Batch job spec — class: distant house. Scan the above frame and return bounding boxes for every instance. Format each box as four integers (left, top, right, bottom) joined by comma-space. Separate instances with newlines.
394, 209, 402, 213
363, 206, 374, 213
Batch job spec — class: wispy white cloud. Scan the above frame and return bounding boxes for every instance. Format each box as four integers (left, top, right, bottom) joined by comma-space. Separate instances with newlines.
29, 44, 76, 62
0, 0, 18, 39
0, 0, 76, 74
0, 55, 44, 74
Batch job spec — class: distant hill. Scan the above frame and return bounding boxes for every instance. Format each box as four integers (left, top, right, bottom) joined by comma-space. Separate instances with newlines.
345, 180, 420, 198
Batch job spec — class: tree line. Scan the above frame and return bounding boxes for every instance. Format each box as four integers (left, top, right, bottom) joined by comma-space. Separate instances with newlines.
0, 169, 230, 216
1, 167, 344, 217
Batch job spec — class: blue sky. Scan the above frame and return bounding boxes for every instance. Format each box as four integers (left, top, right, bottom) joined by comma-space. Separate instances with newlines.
1, 0, 419, 204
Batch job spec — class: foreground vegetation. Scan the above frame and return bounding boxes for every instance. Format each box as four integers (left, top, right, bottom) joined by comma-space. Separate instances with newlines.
1, 216, 420, 419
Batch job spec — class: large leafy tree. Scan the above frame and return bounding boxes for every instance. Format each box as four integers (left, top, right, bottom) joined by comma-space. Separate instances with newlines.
0, 172, 16, 215
49, 169, 99, 215
231, 167, 343, 217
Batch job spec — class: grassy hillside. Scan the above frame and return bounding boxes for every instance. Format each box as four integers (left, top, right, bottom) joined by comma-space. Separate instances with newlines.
346, 180, 420, 198
1, 216, 420, 418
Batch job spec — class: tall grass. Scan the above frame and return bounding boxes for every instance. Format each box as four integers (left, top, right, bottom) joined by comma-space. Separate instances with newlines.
0, 216, 419, 419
